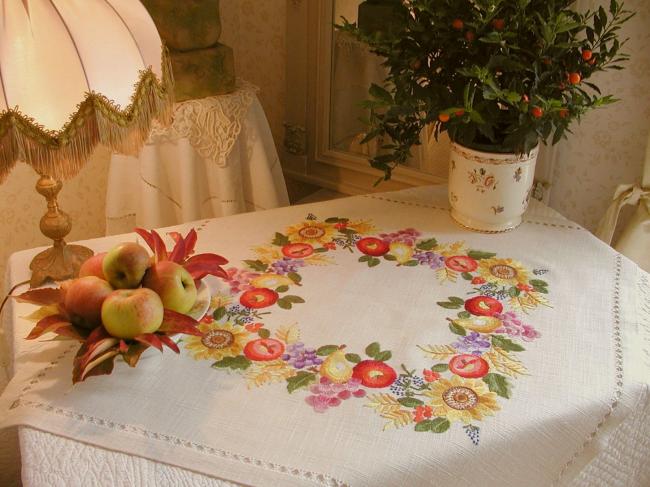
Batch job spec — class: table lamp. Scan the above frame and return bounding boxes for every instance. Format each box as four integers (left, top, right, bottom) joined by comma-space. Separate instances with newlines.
0, 0, 173, 287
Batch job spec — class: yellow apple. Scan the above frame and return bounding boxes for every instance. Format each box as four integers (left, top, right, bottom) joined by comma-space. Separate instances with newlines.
101, 288, 164, 339
102, 242, 151, 289
142, 261, 197, 314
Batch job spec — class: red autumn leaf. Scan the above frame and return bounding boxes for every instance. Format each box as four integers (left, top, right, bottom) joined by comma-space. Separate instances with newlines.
15, 288, 64, 306
167, 231, 183, 245
119, 339, 129, 353
158, 309, 202, 336
184, 253, 228, 280
73, 349, 118, 383
26, 314, 72, 340
158, 335, 180, 353
135, 333, 163, 352
150, 230, 169, 263
134, 228, 156, 253
183, 229, 198, 259
121, 342, 149, 367
53, 324, 86, 341
168, 234, 186, 264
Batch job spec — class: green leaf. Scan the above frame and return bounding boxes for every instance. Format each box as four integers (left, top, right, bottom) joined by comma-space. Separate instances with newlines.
374, 350, 392, 361
258, 328, 271, 339
401, 260, 418, 267
275, 285, 289, 293
467, 250, 497, 260
314, 247, 329, 253
429, 417, 451, 433
243, 259, 268, 272
365, 342, 381, 358
398, 397, 424, 408
368, 257, 381, 267
213, 307, 227, 321
491, 335, 525, 352
508, 286, 521, 297
415, 420, 433, 432
483, 373, 511, 398
369, 83, 393, 103
416, 238, 438, 250
316, 345, 339, 356
283, 295, 305, 304
272, 232, 290, 246
286, 371, 316, 393
358, 255, 371, 263
383, 254, 397, 261
287, 272, 302, 284
457, 311, 471, 319
212, 355, 252, 371
345, 353, 361, 363
437, 301, 463, 310
448, 296, 465, 305
325, 217, 345, 223
461, 272, 474, 281
277, 298, 292, 310
529, 279, 548, 287
449, 322, 467, 336
431, 364, 449, 372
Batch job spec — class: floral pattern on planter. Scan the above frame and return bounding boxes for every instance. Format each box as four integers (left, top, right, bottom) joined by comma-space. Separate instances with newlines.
468, 168, 498, 193
189, 215, 551, 444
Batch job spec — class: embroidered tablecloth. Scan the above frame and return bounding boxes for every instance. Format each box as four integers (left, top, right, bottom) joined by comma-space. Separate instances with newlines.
1, 186, 649, 487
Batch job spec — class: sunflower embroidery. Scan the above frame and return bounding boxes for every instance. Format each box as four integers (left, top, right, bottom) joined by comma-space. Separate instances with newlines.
424, 376, 500, 424
285, 221, 337, 245
185, 322, 250, 361
478, 257, 529, 286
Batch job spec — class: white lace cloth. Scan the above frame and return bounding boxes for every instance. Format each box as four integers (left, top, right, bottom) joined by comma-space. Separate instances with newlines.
0, 186, 649, 487
105, 79, 288, 235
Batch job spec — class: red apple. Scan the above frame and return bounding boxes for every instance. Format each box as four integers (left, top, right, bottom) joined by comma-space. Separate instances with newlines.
102, 242, 151, 289
79, 252, 107, 280
243, 338, 285, 361
239, 288, 278, 309
464, 296, 503, 316
352, 360, 397, 388
142, 261, 197, 314
356, 237, 390, 256
282, 243, 314, 258
449, 354, 489, 378
101, 288, 164, 339
445, 255, 478, 272
63, 276, 114, 329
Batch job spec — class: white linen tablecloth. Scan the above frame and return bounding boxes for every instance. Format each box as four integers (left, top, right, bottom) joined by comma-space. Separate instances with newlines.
105, 81, 289, 235
0, 186, 648, 487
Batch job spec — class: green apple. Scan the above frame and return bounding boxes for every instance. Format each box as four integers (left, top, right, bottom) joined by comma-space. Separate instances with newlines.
142, 261, 197, 314
101, 288, 164, 339
63, 276, 114, 329
102, 242, 151, 289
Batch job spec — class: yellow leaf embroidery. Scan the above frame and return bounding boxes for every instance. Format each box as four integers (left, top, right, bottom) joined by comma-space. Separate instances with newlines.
346, 220, 376, 235
437, 240, 466, 258
485, 347, 529, 377
245, 360, 296, 388
252, 245, 284, 265
303, 253, 334, 266
435, 267, 457, 283
365, 393, 413, 430
275, 324, 300, 344
418, 344, 457, 360
509, 291, 551, 314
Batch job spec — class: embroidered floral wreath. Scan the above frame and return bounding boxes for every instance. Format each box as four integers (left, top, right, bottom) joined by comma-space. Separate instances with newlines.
187, 214, 551, 445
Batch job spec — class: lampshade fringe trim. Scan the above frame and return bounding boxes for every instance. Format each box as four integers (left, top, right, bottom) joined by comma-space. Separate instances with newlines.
0, 50, 174, 183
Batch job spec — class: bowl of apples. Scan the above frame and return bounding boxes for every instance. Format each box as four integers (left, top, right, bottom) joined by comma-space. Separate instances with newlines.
16, 228, 227, 383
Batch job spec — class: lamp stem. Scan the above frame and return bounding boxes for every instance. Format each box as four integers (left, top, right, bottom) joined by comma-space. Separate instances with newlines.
29, 175, 93, 287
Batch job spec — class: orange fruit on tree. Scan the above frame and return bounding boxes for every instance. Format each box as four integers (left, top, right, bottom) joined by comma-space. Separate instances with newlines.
568, 72, 581, 85
492, 18, 505, 30
558, 108, 569, 119
531, 106, 544, 118
452, 18, 464, 30
464, 31, 475, 42
582, 49, 593, 61
438, 113, 450, 123
454, 109, 465, 117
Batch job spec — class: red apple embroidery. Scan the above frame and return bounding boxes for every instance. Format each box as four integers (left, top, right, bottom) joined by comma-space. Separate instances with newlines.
449, 354, 490, 378
244, 338, 285, 361
352, 360, 397, 388
281, 243, 314, 259
445, 255, 478, 272
239, 288, 279, 309
464, 296, 503, 316
356, 237, 390, 256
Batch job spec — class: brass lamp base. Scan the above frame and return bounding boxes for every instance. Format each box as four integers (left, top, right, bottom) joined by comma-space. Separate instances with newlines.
29, 175, 93, 288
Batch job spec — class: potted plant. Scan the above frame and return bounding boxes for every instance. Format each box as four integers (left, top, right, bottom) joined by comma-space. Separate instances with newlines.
339, 0, 634, 232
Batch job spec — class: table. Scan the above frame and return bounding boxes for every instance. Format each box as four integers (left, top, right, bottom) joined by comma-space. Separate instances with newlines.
105, 80, 289, 235
0, 185, 648, 487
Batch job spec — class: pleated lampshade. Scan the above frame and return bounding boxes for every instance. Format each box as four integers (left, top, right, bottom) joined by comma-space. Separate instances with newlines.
0, 0, 173, 182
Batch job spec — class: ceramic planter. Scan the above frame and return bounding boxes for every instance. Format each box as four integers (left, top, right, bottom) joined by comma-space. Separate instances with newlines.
448, 142, 538, 233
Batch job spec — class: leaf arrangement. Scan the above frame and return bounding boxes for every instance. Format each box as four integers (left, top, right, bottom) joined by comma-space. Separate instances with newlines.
16, 228, 229, 383
338, 0, 635, 181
